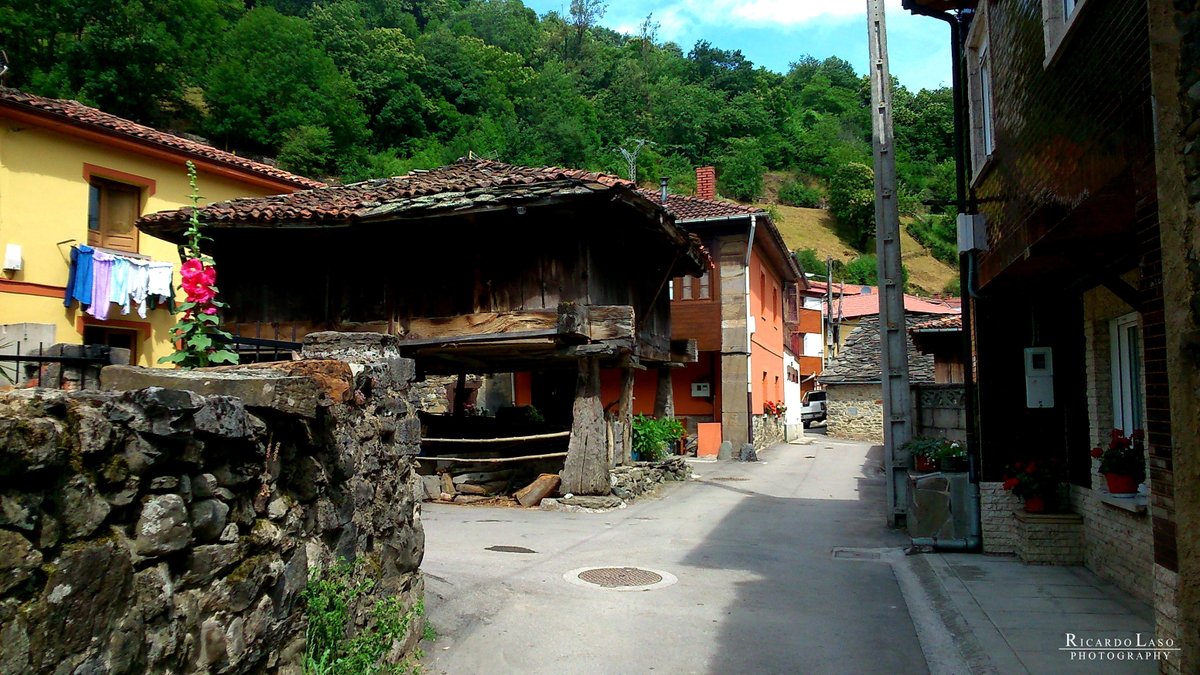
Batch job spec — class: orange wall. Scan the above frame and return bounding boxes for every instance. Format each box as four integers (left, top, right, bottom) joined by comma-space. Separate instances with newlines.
749, 246, 786, 414
797, 307, 822, 334
597, 354, 719, 418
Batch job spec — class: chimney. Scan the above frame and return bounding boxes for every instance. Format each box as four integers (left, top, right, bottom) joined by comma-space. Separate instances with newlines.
696, 166, 716, 201
660, 176, 669, 204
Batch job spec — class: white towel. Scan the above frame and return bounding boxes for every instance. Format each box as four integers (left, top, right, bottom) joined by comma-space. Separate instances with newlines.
148, 262, 174, 300
127, 258, 151, 318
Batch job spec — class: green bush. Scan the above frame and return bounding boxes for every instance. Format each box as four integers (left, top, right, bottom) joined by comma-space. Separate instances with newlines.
905, 213, 959, 265
794, 248, 824, 278
632, 415, 685, 461
843, 254, 909, 290
828, 162, 876, 249
717, 138, 766, 201
778, 180, 823, 208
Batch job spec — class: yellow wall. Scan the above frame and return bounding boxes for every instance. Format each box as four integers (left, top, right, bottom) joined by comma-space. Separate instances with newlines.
0, 123, 284, 366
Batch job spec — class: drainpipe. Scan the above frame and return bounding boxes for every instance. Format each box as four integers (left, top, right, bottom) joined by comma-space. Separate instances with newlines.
660, 177, 669, 204
904, 3, 982, 551
745, 214, 757, 446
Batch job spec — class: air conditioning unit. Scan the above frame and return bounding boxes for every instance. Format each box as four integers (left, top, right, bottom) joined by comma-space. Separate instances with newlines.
957, 213, 988, 253
691, 382, 711, 398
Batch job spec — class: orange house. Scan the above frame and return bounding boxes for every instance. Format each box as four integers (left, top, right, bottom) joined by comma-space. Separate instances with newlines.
511, 168, 802, 452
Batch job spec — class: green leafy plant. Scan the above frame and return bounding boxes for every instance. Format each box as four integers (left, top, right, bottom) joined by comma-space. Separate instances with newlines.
632, 415, 685, 461
778, 179, 823, 208
158, 161, 238, 369
1091, 429, 1146, 484
763, 400, 786, 418
303, 557, 426, 674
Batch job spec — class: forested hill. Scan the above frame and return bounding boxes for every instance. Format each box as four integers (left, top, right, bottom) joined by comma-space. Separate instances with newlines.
1, 0, 957, 268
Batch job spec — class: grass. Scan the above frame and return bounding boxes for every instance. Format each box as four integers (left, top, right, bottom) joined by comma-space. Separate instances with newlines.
755, 203, 958, 295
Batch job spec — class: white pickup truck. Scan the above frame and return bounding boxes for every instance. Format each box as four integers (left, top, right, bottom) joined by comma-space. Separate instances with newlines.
801, 390, 827, 428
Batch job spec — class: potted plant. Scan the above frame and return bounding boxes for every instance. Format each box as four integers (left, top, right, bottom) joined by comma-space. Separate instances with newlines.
1003, 459, 1068, 513
1091, 428, 1146, 496
903, 437, 942, 473
764, 400, 786, 419
936, 440, 967, 472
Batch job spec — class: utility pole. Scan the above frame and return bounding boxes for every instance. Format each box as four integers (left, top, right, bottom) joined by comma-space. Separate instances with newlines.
825, 257, 835, 364
867, 0, 912, 527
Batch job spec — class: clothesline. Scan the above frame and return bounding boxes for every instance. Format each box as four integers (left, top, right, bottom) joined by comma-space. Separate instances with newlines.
63, 245, 176, 321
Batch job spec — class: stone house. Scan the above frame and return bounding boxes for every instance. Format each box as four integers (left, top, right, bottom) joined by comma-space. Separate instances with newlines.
816, 313, 947, 443
0, 87, 320, 371
904, 0, 1200, 666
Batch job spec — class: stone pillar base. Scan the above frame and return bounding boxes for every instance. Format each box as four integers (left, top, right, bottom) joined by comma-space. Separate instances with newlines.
1014, 511, 1084, 565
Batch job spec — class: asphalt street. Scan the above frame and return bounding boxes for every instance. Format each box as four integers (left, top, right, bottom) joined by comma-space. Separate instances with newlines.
419, 435, 927, 674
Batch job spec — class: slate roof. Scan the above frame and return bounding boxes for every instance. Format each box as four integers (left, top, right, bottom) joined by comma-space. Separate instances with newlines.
0, 87, 323, 190
139, 159, 631, 232
818, 313, 949, 384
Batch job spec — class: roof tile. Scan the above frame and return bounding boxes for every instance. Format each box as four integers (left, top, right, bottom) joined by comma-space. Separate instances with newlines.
0, 87, 323, 190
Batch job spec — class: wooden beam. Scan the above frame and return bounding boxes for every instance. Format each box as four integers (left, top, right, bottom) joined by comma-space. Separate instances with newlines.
670, 338, 699, 363
617, 367, 635, 465
403, 311, 558, 340
557, 303, 636, 342
561, 356, 611, 495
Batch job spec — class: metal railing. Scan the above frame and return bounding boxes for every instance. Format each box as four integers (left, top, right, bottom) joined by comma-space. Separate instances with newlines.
227, 335, 301, 363
0, 343, 115, 389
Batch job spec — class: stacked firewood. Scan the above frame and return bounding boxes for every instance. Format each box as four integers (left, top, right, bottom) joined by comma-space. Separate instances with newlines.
425, 468, 562, 507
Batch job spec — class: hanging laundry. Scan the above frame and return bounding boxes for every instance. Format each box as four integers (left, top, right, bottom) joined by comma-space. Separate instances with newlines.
63, 245, 95, 308
109, 256, 131, 313
88, 250, 115, 320
147, 262, 173, 303
126, 258, 151, 318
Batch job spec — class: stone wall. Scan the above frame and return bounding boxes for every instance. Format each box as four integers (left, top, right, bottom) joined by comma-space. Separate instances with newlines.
0, 332, 424, 674
609, 457, 691, 500
751, 414, 785, 450
911, 384, 966, 444
1013, 512, 1084, 566
824, 383, 884, 443
980, 481, 1019, 554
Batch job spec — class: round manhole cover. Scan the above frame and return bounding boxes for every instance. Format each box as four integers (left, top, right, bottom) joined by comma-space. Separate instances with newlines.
563, 566, 678, 592
578, 567, 662, 588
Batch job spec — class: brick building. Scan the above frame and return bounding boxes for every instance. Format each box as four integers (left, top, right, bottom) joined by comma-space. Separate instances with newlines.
904, 0, 1200, 667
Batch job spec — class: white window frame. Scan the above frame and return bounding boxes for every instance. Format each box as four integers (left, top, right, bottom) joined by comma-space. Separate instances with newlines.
965, 4, 995, 182
1109, 312, 1143, 436
1042, 0, 1089, 66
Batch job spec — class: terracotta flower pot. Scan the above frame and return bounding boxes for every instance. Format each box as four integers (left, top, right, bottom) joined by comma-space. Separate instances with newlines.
1104, 473, 1139, 496
916, 455, 938, 472
1024, 495, 1046, 513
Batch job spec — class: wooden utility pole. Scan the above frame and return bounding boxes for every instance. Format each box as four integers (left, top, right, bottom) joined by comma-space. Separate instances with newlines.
867, 0, 912, 526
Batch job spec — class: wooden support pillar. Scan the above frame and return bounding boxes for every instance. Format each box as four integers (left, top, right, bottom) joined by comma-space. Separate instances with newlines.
561, 356, 610, 495
453, 372, 467, 417
618, 367, 635, 465
654, 366, 674, 419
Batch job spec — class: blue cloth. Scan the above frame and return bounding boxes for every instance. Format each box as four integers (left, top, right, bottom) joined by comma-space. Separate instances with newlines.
71, 245, 94, 306
63, 247, 79, 307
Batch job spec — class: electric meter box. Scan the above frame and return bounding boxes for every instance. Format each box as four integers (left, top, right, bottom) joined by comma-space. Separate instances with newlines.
690, 382, 711, 398
1024, 347, 1054, 408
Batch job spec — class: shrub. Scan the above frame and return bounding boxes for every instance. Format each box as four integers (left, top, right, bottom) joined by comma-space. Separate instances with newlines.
842, 253, 909, 290
632, 415, 685, 461
778, 179, 823, 208
794, 248, 824, 278
828, 162, 875, 248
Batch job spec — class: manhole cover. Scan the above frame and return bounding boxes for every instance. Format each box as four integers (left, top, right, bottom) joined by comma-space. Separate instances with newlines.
577, 567, 662, 588
563, 566, 678, 591
486, 545, 536, 554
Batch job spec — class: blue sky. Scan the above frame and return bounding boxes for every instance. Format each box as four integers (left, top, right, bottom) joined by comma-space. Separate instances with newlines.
522, 0, 952, 92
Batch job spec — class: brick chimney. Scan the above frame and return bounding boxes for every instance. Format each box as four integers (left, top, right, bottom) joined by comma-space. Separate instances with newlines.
696, 166, 716, 200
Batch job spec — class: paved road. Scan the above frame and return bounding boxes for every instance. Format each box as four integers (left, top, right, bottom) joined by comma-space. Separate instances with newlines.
419, 437, 927, 674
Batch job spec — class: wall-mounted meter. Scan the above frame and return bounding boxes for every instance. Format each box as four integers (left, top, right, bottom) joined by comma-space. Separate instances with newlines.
1024, 347, 1054, 408
691, 382, 711, 398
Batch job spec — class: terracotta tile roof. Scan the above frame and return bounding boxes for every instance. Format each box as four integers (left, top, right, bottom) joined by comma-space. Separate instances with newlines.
140, 159, 631, 230
911, 315, 963, 332
639, 190, 799, 281
833, 287, 961, 319
638, 190, 765, 220
0, 87, 324, 190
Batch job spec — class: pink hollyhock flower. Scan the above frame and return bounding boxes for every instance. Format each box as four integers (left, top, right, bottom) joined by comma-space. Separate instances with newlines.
203, 306, 217, 315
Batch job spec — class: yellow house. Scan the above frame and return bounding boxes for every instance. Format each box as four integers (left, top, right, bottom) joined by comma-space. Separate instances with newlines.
0, 87, 322, 369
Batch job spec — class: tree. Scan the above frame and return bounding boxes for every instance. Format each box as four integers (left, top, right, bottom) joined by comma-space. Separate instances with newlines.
794, 248, 824, 278
718, 138, 765, 202
568, 0, 606, 59
843, 254, 909, 289
204, 7, 367, 172
828, 162, 876, 249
